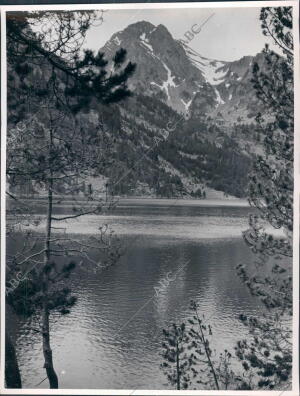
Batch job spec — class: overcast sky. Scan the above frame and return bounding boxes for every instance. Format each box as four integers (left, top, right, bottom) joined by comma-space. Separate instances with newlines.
84, 7, 275, 62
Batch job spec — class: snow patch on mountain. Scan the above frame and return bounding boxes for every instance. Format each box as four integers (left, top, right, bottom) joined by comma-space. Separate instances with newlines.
140, 40, 154, 53
179, 151, 198, 160
181, 42, 228, 85
215, 88, 225, 105
113, 36, 121, 45
151, 61, 177, 101
139, 33, 155, 53
181, 98, 193, 111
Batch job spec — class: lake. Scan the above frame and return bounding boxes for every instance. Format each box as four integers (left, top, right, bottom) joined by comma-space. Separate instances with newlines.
7, 198, 266, 389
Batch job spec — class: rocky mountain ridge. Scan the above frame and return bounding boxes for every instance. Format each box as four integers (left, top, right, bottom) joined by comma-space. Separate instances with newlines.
101, 20, 266, 125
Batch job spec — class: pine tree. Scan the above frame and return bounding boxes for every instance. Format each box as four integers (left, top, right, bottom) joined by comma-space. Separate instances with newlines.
6, 10, 134, 388
188, 300, 220, 389
7, 11, 136, 115
236, 7, 293, 389
161, 323, 197, 390
160, 302, 236, 390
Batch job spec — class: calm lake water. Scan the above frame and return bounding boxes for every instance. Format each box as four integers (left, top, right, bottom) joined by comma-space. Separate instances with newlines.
7, 198, 265, 389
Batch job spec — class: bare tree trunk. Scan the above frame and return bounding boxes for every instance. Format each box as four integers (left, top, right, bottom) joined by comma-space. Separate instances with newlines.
42, 299, 58, 388
41, 128, 58, 389
5, 329, 22, 388
195, 310, 219, 390
176, 340, 180, 390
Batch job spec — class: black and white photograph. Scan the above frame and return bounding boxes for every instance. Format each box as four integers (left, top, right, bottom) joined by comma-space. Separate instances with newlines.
1, 1, 299, 394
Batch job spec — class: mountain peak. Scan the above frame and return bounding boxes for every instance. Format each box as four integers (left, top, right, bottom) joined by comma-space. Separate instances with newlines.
100, 20, 262, 120
156, 24, 170, 33
123, 20, 155, 35
151, 23, 174, 41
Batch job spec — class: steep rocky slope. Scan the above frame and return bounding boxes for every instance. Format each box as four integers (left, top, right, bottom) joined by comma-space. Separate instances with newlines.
101, 20, 266, 126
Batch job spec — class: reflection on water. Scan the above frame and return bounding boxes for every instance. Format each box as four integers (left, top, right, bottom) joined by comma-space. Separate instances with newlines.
7, 199, 264, 389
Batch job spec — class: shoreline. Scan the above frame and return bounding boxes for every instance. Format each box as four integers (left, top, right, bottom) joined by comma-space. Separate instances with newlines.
7, 195, 249, 208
